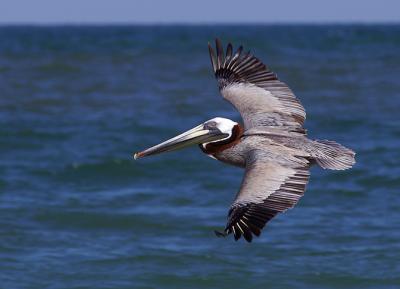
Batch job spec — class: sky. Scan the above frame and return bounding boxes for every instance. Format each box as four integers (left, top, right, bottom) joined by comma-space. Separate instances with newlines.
0, 0, 399, 24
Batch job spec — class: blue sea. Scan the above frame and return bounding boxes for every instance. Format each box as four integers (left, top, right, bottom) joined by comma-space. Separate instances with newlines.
1, 25, 399, 288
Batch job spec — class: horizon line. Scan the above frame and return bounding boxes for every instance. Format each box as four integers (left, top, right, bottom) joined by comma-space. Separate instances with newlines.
0, 20, 399, 27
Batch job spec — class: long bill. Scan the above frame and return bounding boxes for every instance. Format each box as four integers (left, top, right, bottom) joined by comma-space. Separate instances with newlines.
133, 124, 228, 160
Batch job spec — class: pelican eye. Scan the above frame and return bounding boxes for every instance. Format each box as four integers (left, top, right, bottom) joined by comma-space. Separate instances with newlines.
204, 121, 217, 130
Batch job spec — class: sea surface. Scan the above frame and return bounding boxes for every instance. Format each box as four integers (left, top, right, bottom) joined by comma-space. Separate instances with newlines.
0, 25, 399, 289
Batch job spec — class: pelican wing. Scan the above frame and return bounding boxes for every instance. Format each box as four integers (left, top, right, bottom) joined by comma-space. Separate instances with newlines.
220, 149, 310, 242
208, 39, 306, 133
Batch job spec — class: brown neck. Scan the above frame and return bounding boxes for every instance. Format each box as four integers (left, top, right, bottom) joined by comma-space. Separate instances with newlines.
200, 124, 243, 155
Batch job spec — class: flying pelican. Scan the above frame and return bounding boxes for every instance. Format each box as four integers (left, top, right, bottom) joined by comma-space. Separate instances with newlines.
134, 39, 355, 242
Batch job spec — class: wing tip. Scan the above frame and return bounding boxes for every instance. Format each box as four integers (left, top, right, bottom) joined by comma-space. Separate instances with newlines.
214, 230, 228, 238
208, 42, 217, 73
221, 223, 256, 243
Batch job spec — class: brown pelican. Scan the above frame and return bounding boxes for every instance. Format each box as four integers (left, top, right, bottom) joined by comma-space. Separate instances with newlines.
134, 39, 355, 242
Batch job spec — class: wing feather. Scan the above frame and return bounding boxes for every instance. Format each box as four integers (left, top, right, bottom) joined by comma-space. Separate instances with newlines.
208, 39, 306, 133
219, 149, 310, 242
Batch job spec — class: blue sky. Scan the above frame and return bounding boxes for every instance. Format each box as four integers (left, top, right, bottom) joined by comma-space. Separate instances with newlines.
1, 0, 399, 24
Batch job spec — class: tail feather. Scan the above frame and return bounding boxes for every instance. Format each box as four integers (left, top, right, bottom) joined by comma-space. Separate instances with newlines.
312, 140, 355, 170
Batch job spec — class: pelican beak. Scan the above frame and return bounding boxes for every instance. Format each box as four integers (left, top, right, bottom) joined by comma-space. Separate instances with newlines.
133, 124, 228, 160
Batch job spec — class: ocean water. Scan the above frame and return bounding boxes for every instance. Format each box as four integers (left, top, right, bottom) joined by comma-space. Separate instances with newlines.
0, 25, 399, 288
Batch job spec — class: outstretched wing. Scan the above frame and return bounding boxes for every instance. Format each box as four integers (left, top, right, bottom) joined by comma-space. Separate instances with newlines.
217, 149, 310, 242
208, 39, 306, 133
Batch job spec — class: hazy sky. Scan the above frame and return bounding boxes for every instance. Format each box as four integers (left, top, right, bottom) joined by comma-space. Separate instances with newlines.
1, 0, 399, 24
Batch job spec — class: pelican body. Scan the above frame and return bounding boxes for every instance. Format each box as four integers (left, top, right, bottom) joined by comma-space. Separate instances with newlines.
134, 39, 355, 242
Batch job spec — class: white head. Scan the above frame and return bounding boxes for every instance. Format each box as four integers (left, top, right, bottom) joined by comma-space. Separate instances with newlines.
202, 117, 238, 144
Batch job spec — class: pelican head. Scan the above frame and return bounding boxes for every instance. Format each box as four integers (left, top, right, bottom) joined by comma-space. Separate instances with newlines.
134, 117, 238, 159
